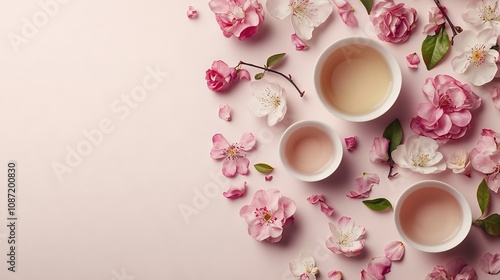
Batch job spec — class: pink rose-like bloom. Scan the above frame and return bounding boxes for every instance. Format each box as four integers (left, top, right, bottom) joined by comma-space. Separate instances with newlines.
239, 189, 296, 243
384, 241, 405, 261
291, 33, 309, 51
423, 6, 445, 35
333, 0, 358, 27
406, 52, 420, 68
307, 194, 334, 216
344, 136, 357, 151
328, 270, 343, 280
326, 216, 365, 257
470, 129, 500, 193
479, 252, 500, 275
208, 0, 264, 40
187, 6, 198, 19
223, 181, 247, 198
369, 137, 390, 163
369, 0, 418, 44
346, 172, 380, 198
490, 87, 500, 111
206, 60, 237, 92
411, 74, 481, 143
425, 258, 478, 280
210, 132, 256, 177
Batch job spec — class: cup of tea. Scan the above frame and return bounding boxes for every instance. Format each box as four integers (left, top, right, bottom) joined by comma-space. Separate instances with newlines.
314, 37, 402, 122
278, 120, 343, 182
394, 180, 472, 253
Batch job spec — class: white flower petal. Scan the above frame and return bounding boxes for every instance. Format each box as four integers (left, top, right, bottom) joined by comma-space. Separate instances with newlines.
465, 61, 498, 86
451, 54, 470, 74
478, 28, 499, 48
453, 30, 477, 52
266, 0, 293, 19
292, 15, 314, 40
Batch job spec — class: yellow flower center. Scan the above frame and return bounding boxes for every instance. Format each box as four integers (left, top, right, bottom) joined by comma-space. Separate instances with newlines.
467, 44, 487, 67
411, 153, 431, 167
479, 3, 500, 23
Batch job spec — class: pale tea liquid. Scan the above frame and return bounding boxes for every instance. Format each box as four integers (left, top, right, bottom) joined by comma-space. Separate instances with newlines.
284, 126, 334, 175
399, 187, 462, 246
320, 44, 392, 115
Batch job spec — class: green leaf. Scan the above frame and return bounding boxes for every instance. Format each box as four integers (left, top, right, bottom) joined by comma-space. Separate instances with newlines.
254, 163, 274, 174
359, 0, 372, 14
266, 53, 286, 68
254, 72, 264, 80
477, 179, 490, 216
362, 198, 393, 211
476, 214, 500, 237
382, 119, 403, 159
421, 24, 450, 70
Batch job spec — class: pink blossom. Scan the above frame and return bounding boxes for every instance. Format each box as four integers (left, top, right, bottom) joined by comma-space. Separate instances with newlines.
307, 194, 334, 216
369, 0, 418, 44
208, 0, 265, 40
446, 149, 471, 176
423, 6, 445, 35
333, 0, 358, 27
223, 181, 247, 198
406, 52, 420, 68
291, 33, 309, 51
205, 60, 237, 92
479, 252, 500, 275
326, 216, 365, 257
490, 87, 500, 111
187, 6, 198, 19
344, 136, 357, 151
210, 133, 256, 177
218, 104, 232, 121
384, 241, 405, 261
265, 175, 273, 181
470, 129, 500, 193
410, 74, 481, 143
347, 172, 380, 198
369, 137, 390, 163
239, 189, 296, 242
328, 270, 343, 280
367, 256, 391, 279
425, 258, 478, 280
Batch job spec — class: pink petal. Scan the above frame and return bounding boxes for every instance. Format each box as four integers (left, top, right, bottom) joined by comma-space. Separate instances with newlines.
406, 52, 420, 68
307, 194, 334, 216
222, 158, 237, 177
265, 175, 273, 181
479, 252, 500, 275
186, 6, 198, 19
218, 104, 232, 121
239, 132, 256, 151
361, 270, 379, 280
239, 69, 251, 80
369, 137, 390, 162
334, 0, 358, 27
490, 87, 500, 111
291, 33, 309, 51
345, 136, 357, 151
445, 258, 468, 277
235, 157, 250, 175
384, 241, 405, 261
347, 173, 380, 198
367, 256, 392, 279
210, 133, 229, 159
328, 270, 343, 280
223, 181, 247, 198
307, 194, 324, 204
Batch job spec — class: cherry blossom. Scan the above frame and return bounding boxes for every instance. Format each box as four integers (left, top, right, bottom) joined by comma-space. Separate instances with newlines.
307, 194, 334, 216
289, 251, 319, 280
328, 270, 343, 280
470, 129, 500, 192
248, 80, 287, 126
479, 252, 500, 275
291, 33, 309, 50
208, 0, 265, 40
367, 256, 391, 279
423, 6, 445, 35
218, 104, 232, 121
391, 135, 446, 174
333, 0, 357, 27
462, 0, 500, 30
240, 189, 296, 242
210, 132, 256, 177
446, 149, 471, 176
266, 0, 333, 41
223, 181, 247, 198
369, 137, 390, 163
326, 216, 365, 257
346, 172, 380, 198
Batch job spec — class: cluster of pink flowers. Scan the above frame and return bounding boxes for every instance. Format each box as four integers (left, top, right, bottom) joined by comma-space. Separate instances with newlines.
370, 0, 418, 44
471, 129, 500, 193
208, 0, 265, 40
410, 74, 481, 143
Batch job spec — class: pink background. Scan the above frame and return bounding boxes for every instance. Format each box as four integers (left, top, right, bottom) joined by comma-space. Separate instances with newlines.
0, 0, 499, 279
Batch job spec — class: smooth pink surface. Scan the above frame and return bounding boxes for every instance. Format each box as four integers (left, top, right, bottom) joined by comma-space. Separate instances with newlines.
0, 1, 499, 279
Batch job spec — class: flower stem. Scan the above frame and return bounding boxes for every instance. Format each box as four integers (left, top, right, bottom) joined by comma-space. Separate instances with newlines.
434, 0, 462, 44
237, 61, 305, 97
387, 160, 398, 179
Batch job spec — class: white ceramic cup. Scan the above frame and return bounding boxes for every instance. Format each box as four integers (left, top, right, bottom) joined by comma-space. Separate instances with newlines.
394, 180, 472, 253
314, 36, 402, 122
279, 120, 343, 182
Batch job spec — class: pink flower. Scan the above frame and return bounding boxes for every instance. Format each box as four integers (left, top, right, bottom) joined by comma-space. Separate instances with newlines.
307, 194, 334, 216
367, 256, 391, 279
210, 132, 256, 177
239, 189, 296, 242
384, 241, 405, 261
410, 74, 481, 143
208, 0, 265, 40
369, 137, 390, 163
218, 104, 232, 121
426, 258, 478, 280
479, 252, 500, 275
346, 172, 380, 198
369, 0, 418, 44
406, 52, 420, 68
470, 129, 500, 193
490, 86, 500, 111
187, 6, 198, 19
326, 216, 365, 257
328, 270, 343, 280
205, 60, 237, 92
423, 6, 445, 35
344, 136, 357, 151
333, 0, 358, 27
291, 33, 309, 51
223, 181, 247, 198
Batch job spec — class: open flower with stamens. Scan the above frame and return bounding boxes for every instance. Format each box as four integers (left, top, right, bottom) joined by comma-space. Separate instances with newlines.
210, 133, 256, 177
240, 189, 296, 242
326, 216, 365, 257
462, 0, 500, 30
391, 135, 446, 174
248, 80, 287, 126
289, 251, 320, 280
451, 28, 499, 86
266, 0, 333, 41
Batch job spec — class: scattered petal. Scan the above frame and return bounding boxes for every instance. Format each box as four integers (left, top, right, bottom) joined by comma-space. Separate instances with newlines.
406, 52, 420, 68
384, 241, 405, 261
187, 6, 198, 19
328, 270, 343, 280
223, 181, 247, 198
347, 173, 380, 198
367, 256, 391, 279
361, 269, 379, 280
265, 175, 273, 181
344, 136, 357, 151
291, 33, 309, 50
479, 252, 500, 275
369, 137, 390, 163
239, 69, 251, 80
218, 104, 232, 121
333, 0, 358, 26
307, 194, 335, 216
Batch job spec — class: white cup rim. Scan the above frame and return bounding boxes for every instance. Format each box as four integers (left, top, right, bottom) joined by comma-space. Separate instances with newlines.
314, 36, 402, 122
278, 120, 343, 182
394, 180, 472, 253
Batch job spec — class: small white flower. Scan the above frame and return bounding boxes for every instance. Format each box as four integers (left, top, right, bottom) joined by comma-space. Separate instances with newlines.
248, 80, 287, 126
451, 28, 499, 86
391, 135, 446, 174
289, 251, 319, 280
326, 216, 365, 257
266, 0, 333, 41
462, 0, 500, 29
447, 149, 471, 175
